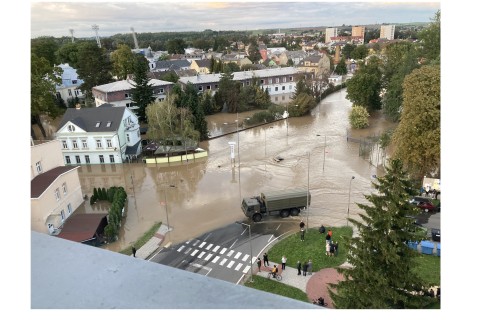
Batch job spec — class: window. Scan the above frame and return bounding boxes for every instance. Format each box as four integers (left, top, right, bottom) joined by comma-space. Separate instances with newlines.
82, 140, 88, 148
75, 155, 80, 164
85, 155, 90, 164
65, 156, 71, 164
62, 183, 68, 195
214, 84, 219, 89
126, 133, 130, 143
109, 155, 115, 163
276, 78, 279, 83
275, 87, 279, 91
60, 210, 65, 221
72, 140, 78, 149
289, 85, 292, 90
95, 121, 101, 128
159, 88, 164, 93
246, 81, 250, 86
55, 92, 61, 99
126, 102, 132, 108
283, 77, 286, 82
260, 79, 264, 84
96, 139, 102, 148
289, 76, 293, 81
125, 93, 132, 99
75, 89, 81, 96
99, 155, 105, 163
67, 203, 72, 214
35, 161, 42, 173
106, 121, 112, 127
198, 86, 203, 91
62, 140, 68, 149
269, 79, 273, 84
68, 89, 72, 96
72, 80, 77, 84
282, 86, 285, 91
55, 188, 60, 201
206, 85, 211, 90
107, 139, 112, 148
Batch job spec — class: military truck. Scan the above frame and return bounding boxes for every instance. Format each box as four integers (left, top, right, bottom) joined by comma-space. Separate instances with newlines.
241, 188, 311, 222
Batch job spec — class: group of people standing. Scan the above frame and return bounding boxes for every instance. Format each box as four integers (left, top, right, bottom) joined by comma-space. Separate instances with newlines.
296, 259, 312, 276
321, 225, 338, 257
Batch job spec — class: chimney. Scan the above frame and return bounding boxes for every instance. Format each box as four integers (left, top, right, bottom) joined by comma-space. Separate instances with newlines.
75, 104, 81, 110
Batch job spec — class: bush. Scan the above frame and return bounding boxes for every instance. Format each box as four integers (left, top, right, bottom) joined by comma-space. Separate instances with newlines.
349, 105, 370, 129
244, 110, 276, 125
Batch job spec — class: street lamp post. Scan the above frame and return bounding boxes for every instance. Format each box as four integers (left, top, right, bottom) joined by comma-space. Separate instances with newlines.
316, 134, 327, 172
307, 151, 310, 230
264, 126, 273, 157
236, 221, 254, 283
347, 176, 355, 226
163, 184, 176, 240
235, 114, 241, 200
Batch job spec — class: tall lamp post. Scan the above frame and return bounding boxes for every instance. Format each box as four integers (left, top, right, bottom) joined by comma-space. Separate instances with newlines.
347, 176, 355, 226
235, 114, 241, 200
316, 134, 327, 172
163, 184, 176, 240
236, 221, 254, 283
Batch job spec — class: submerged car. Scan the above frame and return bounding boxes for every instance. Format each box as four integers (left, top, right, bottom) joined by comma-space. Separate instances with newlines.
417, 201, 437, 213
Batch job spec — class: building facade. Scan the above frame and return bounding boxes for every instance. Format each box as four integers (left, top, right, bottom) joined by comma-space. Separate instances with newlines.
380, 25, 396, 40
55, 63, 85, 106
55, 106, 142, 165
351, 26, 365, 44
31, 140, 83, 235
91, 79, 174, 111
325, 27, 338, 43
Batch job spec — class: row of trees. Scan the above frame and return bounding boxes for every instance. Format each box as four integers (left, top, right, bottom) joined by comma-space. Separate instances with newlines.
90, 187, 127, 242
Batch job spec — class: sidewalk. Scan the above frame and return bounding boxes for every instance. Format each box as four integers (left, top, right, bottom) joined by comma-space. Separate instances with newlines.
131, 224, 170, 259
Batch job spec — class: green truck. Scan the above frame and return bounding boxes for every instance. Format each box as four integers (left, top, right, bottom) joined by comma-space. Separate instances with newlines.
241, 188, 311, 222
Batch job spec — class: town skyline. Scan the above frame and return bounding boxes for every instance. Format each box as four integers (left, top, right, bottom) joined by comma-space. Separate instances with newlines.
31, 1, 440, 39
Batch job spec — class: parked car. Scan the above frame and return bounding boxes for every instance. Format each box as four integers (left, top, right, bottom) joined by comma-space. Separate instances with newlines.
417, 201, 437, 213
409, 196, 433, 206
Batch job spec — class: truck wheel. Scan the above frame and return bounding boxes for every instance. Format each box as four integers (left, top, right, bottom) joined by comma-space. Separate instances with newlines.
280, 210, 290, 218
290, 208, 300, 216
253, 214, 262, 222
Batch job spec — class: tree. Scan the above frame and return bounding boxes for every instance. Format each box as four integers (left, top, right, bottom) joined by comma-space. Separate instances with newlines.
76, 41, 113, 105
335, 58, 347, 75
418, 10, 440, 64
178, 83, 209, 140
166, 38, 186, 54
342, 43, 356, 60
215, 71, 241, 113
392, 65, 440, 180
131, 54, 155, 122
349, 105, 370, 129
31, 37, 59, 66
111, 44, 136, 80
199, 91, 216, 115
346, 57, 382, 111
290, 93, 316, 116
350, 45, 369, 60
329, 159, 432, 309
146, 94, 199, 147
55, 42, 81, 68
293, 78, 313, 99
31, 53, 63, 138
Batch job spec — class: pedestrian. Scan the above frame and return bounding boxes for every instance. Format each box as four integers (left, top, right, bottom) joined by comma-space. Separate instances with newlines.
271, 265, 278, 279
300, 227, 305, 241
329, 242, 335, 256
281, 255, 287, 270
334, 241, 339, 256
307, 259, 312, 275
257, 257, 262, 272
299, 220, 305, 230
297, 261, 302, 275
132, 246, 136, 258
327, 229, 333, 239
326, 241, 330, 256
302, 261, 308, 276
263, 252, 269, 267
319, 225, 326, 234
326, 232, 331, 242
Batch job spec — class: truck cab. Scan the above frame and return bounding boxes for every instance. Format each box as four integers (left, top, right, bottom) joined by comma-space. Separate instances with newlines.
241, 196, 264, 218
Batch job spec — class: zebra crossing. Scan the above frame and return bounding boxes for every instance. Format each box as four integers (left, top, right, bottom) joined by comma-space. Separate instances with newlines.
175, 239, 256, 274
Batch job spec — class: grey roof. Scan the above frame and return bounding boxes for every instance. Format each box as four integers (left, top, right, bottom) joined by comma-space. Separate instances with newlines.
154, 59, 191, 70
125, 140, 142, 155
57, 107, 127, 133
194, 59, 211, 68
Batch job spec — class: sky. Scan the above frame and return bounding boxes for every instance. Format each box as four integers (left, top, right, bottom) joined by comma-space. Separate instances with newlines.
30, 0, 441, 39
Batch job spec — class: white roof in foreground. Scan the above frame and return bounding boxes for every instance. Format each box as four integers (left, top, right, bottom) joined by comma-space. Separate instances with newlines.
179, 67, 301, 85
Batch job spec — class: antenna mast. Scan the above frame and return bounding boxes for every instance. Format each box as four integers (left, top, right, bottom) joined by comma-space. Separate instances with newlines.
69, 29, 74, 43
131, 27, 139, 49
92, 24, 101, 48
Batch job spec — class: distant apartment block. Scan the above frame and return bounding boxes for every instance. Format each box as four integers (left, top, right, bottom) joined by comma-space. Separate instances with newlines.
351, 26, 365, 44
380, 25, 395, 40
325, 27, 338, 43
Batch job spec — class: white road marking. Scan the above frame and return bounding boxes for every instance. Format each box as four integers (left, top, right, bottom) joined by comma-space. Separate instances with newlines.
227, 261, 235, 268
184, 248, 191, 254
193, 239, 200, 246
197, 251, 206, 258
177, 245, 185, 252
235, 263, 243, 271
234, 252, 242, 259
199, 241, 207, 248
220, 258, 227, 266
204, 253, 213, 261
243, 266, 251, 274
242, 254, 249, 261
220, 248, 227, 254
206, 243, 213, 250
212, 245, 220, 252
212, 256, 220, 263
191, 249, 198, 256
227, 250, 234, 257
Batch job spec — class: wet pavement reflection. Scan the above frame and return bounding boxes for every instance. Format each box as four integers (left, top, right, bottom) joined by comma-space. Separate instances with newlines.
76, 89, 398, 252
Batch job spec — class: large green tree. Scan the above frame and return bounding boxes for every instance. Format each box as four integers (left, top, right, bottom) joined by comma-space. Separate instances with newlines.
335, 58, 348, 75
346, 57, 382, 111
31, 37, 59, 66
111, 44, 136, 80
131, 54, 155, 122
55, 42, 81, 68
76, 41, 113, 105
31, 53, 62, 138
166, 38, 186, 54
350, 45, 369, 60
177, 83, 209, 140
418, 10, 440, 64
392, 65, 440, 179
215, 71, 241, 113
329, 159, 432, 309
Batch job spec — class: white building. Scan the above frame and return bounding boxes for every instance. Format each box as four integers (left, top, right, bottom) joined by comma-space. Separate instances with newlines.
325, 28, 338, 44
55, 63, 85, 105
380, 25, 396, 40
55, 105, 142, 165
31, 140, 83, 235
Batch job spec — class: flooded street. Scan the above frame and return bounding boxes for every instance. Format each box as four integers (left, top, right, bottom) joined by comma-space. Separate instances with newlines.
77, 89, 397, 252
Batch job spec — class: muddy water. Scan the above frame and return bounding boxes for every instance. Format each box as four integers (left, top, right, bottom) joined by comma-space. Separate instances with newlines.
77, 89, 397, 252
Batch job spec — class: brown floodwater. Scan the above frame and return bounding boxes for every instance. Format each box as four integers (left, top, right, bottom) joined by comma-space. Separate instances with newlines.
76, 89, 397, 252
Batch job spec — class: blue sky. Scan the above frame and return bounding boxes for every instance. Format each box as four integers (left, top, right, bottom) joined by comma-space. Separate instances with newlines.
31, 1, 440, 38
